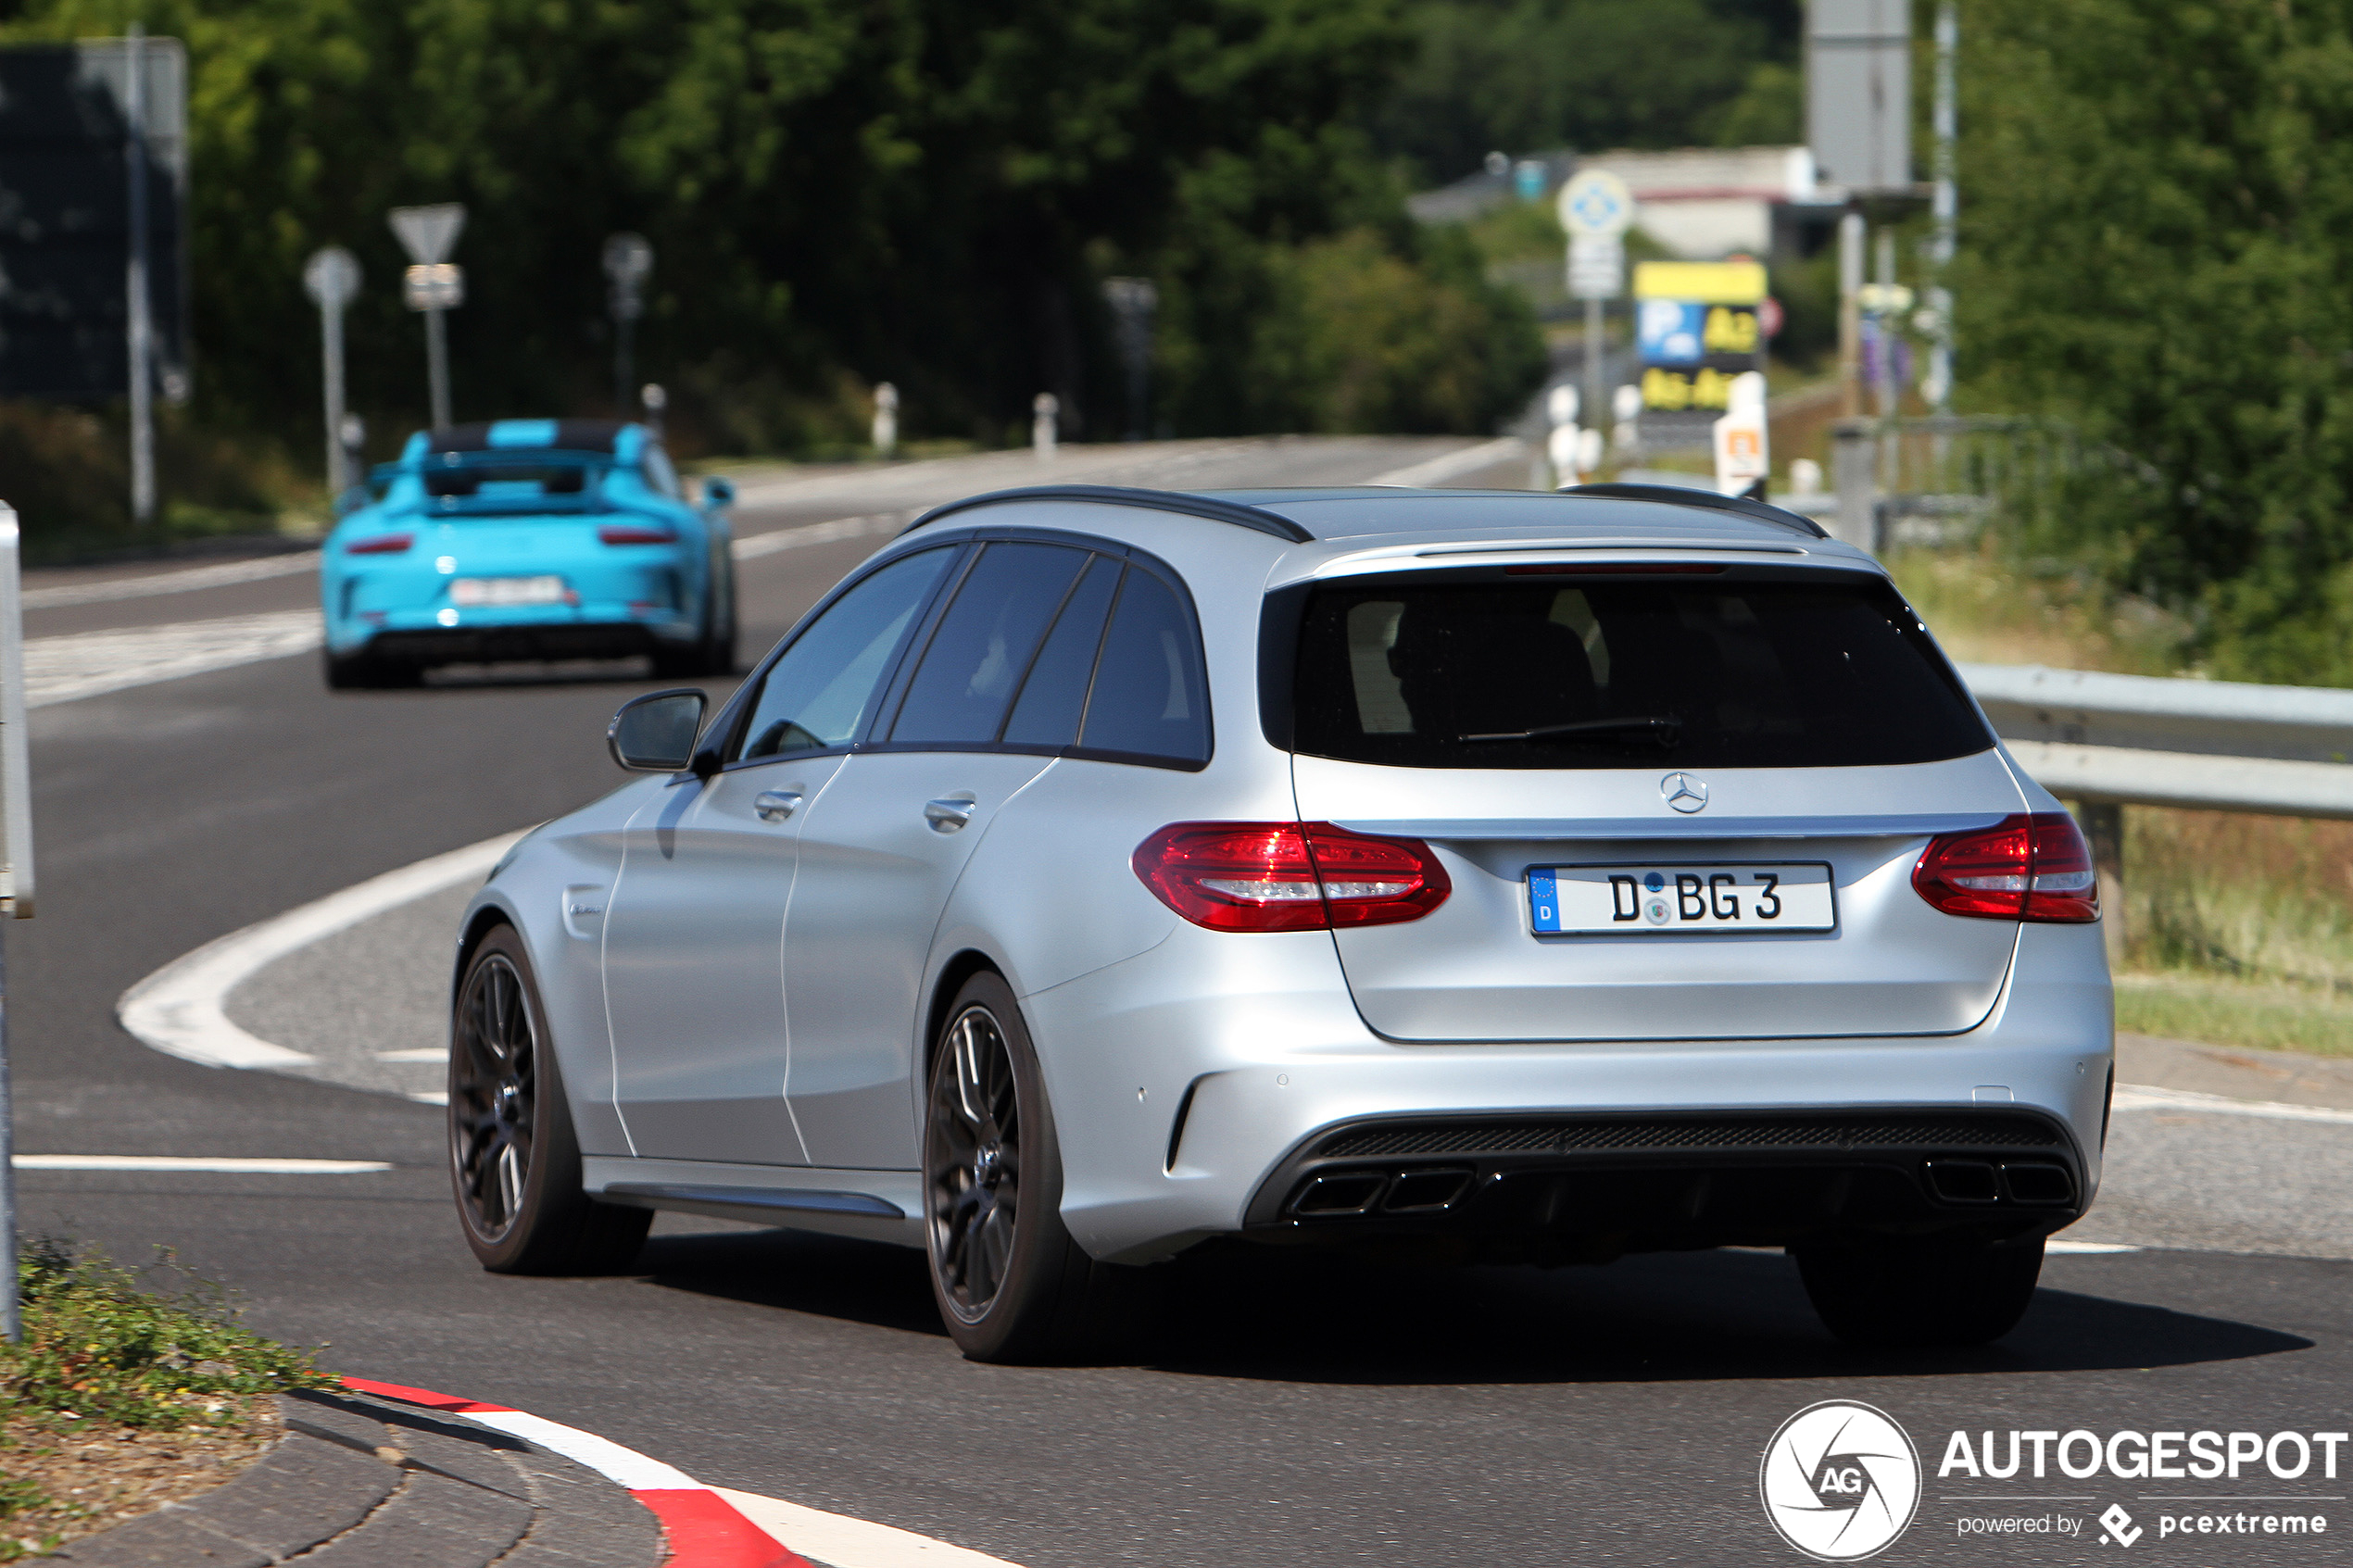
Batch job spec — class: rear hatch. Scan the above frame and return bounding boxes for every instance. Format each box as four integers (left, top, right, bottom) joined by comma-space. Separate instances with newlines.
1282, 558, 2025, 1041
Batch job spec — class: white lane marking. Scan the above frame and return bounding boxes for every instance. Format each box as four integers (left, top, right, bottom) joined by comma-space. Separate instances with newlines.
716, 1487, 1027, 1568
458, 1409, 700, 1491
23, 551, 321, 609
1363, 436, 1528, 488
2046, 1240, 2142, 1255
2112, 1082, 2353, 1125
26, 608, 324, 708
118, 830, 525, 1070
377, 1047, 449, 1061
732, 509, 914, 561
14, 1155, 390, 1173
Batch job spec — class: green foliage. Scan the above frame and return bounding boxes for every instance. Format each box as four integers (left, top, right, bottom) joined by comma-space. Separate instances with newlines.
0, 0, 1539, 496
1371, 0, 1801, 183
1, 1240, 332, 1430
1959, 0, 2353, 684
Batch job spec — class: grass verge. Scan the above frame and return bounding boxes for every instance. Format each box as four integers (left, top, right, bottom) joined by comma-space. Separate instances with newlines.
0, 1240, 333, 1560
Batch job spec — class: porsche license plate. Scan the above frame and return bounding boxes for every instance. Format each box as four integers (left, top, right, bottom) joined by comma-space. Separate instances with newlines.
451, 575, 567, 607
1528, 864, 1835, 934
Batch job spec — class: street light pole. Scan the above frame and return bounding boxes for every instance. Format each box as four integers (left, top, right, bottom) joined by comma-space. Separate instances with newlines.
124, 24, 155, 528
602, 234, 653, 419
1927, 0, 1958, 415
303, 248, 362, 494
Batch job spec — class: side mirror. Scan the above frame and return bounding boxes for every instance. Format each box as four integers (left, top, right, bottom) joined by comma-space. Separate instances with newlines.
609, 688, 708, 772
703, 475, 736, 508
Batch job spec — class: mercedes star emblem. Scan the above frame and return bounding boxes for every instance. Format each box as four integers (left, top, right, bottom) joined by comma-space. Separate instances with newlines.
1660, 771, 1709, 813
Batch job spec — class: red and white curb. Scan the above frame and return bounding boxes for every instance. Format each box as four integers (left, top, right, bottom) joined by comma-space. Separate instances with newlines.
342, 1376, 1022, 1568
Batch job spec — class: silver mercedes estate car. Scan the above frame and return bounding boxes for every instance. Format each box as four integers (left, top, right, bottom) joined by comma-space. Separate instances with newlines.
447, 483, 2113, 1361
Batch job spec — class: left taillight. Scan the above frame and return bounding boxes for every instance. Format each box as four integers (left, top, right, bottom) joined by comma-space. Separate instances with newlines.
344, 531, 413, 555
1131, 822, 1452, 932
1913, 811, 2099, 923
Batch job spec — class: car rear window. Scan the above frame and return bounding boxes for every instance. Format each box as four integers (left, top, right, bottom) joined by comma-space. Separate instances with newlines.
1291, 573, 1990, 770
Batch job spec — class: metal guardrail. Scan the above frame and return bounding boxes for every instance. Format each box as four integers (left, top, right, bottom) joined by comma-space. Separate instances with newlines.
1959, 663, 2353, 819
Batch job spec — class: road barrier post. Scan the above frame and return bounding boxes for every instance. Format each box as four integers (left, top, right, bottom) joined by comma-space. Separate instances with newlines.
0, 505, 38, 1342
2077, 800, 2126, 966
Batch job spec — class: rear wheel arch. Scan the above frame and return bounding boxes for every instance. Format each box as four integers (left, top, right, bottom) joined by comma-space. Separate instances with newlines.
924, 948, 1004, 1085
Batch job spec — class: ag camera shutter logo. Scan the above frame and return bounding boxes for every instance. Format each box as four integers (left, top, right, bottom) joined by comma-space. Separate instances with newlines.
1759, 1400, 1922, 1561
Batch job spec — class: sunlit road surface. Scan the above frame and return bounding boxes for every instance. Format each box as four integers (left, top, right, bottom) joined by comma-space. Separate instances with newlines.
13, 438, 2350, 1567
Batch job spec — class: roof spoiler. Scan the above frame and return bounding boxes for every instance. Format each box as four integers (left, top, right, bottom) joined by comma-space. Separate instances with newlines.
1560, 483, 1829, 540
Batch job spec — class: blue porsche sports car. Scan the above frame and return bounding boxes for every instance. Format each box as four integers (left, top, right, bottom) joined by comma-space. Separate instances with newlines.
320, 419, 737, 688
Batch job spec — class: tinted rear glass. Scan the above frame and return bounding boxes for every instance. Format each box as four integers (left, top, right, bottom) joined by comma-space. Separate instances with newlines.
890, 543, 1088, 746
1292, 574, 1990, 770
1076, 567, 1211, 764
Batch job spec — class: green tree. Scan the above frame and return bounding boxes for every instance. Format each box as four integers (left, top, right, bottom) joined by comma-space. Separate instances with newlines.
2, 0, 1541, 493
1959, 0, 2353, 684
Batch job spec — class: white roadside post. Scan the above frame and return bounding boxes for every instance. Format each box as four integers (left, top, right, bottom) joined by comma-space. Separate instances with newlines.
303, 247, 363, 496
1712, 370, 1770, 500
872, 383, 899, 458
1611, 383, 1643, 458
1558, 169, 1634, 456
1032, 393, 1059, 461
1544, 383, 1580, 488
388, 204, 467, 432
0, 505, 37, 1342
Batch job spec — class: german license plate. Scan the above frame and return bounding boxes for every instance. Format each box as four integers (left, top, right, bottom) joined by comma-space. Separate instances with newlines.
451, 575, 566, 607
1528, 864, 1835, 935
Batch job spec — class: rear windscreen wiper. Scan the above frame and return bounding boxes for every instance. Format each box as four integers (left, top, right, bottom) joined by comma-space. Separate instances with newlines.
1459, 716, 1682, 746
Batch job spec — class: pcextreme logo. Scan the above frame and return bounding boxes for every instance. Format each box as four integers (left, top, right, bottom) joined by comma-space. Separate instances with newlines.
1760, 1400, 1923, 1562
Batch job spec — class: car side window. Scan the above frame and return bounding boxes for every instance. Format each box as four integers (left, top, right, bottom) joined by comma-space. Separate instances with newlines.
888, 543, 1089, 746
1000, 554, 1122, 747
733, 549, 953, 761
1075, 566, 1211, 765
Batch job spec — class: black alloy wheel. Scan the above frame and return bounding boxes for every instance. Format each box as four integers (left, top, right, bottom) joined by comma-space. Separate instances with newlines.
447, 926, 649, 1273
926, 1002, 1024, 1320
920, 972, 1154, 1362
451, 948, 537, 1245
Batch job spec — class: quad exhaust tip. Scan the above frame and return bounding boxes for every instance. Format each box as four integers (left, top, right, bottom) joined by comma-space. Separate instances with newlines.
1923, 1158, 2075, 1207
1291, 1168, 1474, 1218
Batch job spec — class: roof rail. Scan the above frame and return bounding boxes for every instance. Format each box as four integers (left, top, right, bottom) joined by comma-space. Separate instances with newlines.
900, 484, 1313, 544
1560, 483, 1829, 540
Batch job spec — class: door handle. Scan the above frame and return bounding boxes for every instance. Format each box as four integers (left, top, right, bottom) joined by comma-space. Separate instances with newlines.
924, 794, 977, 833
753, 789, 804, 822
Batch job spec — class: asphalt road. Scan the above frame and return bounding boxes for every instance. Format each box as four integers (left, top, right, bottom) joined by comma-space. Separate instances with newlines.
14, 440, 2351, 1567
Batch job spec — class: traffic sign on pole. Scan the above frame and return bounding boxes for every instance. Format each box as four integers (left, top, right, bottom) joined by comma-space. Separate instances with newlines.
389, 205, 466, 430
389, 203, 466, 265
1568, 234, 1624, 301
1557, 169, 1635, 239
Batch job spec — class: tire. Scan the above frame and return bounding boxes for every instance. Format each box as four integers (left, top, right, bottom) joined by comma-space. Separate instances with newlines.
1795, 1234, 2045, 1348
448, 926, 651, 1274
922, 972, 1150, 1363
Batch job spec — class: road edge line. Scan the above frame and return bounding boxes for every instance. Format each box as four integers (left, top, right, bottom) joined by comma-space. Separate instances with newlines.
342, 1375, 809, 1568
1363, 435, 1527, 488
117, 829, 527, 1069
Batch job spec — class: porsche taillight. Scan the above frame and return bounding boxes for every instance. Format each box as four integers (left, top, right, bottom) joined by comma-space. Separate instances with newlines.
1913, 812, 2099, 923
1131, 822, 1452, 932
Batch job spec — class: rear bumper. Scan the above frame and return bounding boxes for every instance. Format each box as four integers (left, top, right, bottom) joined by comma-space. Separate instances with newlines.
344, 617, 689, 666
1239, 1104, 2085, 1261
1026, 920, 2112, 1264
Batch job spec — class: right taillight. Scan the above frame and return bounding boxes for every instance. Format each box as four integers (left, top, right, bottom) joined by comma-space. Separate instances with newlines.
1913, 811, 2098, 923
1132, 822, 1451, 932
